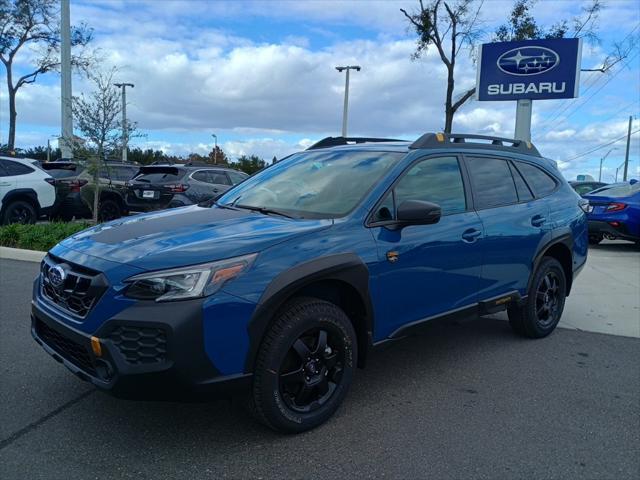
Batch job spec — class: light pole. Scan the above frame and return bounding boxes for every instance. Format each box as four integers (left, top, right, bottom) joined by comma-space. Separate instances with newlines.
335, 65, 361, 137
60, 0, 73, 159
46, 135, 58, 162
114, 82, 135, 162
211, 134, 217, 164
598, 148, 617, 182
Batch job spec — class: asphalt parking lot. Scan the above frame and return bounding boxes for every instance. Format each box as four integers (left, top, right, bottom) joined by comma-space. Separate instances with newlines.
0, 244, 638, 479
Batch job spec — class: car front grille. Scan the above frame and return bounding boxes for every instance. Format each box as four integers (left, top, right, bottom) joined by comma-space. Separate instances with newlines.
40, 255, 108, 319
107, 325, 168, 365
35, 319, 96, 376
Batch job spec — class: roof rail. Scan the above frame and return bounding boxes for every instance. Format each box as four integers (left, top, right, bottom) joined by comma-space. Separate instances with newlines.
306, 136, 405, 150
410, 132, 541, 157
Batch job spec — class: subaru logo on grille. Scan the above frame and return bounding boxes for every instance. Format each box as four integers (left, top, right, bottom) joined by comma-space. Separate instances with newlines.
497, 46, 559, 76
48, 265, 67, 288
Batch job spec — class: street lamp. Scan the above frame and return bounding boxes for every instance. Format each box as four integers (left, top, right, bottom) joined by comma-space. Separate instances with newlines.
211, 134, 217, 164
46, 135, 58, 162
114, 82, 135, 163
335, 65, 361, 137
598, 147, 617, 182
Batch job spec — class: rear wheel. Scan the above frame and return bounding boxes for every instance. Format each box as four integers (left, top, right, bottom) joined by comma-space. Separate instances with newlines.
98, 199, 122, 222
251, 297, 356, 433
508, 257, 566, 338
2, 200, 36, 225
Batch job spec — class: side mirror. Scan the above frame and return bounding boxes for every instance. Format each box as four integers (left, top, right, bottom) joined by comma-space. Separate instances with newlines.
396, 200, 442, 226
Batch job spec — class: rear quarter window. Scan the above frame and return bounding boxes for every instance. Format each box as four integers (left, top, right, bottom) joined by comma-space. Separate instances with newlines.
514, 161, 557, 197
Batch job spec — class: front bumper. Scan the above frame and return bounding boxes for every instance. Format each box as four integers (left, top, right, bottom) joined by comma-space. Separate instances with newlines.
588, 220, 639, 242
31, 297, 252, 400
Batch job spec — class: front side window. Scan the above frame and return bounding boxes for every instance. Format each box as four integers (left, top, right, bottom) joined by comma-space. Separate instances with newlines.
217, 150, 403, 218
467, 157, 518, 209
515, 161, 557, 197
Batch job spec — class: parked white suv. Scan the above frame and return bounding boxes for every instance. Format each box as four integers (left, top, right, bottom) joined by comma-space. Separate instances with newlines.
0, 157, 56, 224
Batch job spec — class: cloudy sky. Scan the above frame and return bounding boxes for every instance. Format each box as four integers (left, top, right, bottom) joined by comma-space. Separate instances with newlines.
2, 0, 639, 181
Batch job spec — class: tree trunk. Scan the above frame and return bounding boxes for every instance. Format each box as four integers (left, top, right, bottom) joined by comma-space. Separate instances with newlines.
444, 65, 455, 133
92, 152, 100, 224
6, 66, 17, 150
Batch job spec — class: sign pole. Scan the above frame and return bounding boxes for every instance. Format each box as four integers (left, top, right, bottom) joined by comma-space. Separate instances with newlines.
514, 99, 532, 142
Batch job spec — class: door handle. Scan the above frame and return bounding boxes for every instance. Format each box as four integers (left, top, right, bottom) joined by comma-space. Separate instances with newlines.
0, 182, 12, 186
462, 228, 482, 243
531, 215, 546, 227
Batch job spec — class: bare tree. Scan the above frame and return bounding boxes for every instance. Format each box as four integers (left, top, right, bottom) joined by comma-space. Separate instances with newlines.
401, 0, 483, 133
72, 69, 139, 223
0, 0, 93, 149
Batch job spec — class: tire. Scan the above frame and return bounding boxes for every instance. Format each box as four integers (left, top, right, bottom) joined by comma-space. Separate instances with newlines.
588, 234, 603, 245
251, 297, 357, 433
2, 200, 36, 225
508, 257, 567, 338
98, 199, 122, 222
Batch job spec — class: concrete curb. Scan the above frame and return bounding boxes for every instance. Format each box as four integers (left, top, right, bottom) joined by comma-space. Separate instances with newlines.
0, 246, 46, 263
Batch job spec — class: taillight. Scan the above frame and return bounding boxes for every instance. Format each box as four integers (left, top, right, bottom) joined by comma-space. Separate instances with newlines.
44, 178, 56, 186
606, 202, 627, 212
166, 183, 189, 193
62, 178, 88, 192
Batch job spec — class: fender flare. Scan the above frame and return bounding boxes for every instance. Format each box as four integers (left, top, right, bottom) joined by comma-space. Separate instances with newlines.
243, 253, 374, 372
527, 232, 574, 294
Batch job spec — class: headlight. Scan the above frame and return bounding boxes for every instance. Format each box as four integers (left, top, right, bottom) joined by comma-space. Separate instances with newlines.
124, 253, 257, 302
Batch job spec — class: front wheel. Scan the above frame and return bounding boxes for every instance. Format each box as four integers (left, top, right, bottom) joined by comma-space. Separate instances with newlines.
251, 297, 357, 433
508, 257, 567, 338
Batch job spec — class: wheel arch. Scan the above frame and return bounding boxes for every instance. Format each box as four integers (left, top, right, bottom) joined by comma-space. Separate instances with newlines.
244, 253, 374, 372
529, 234, 574, 295
0, 189, 41, 217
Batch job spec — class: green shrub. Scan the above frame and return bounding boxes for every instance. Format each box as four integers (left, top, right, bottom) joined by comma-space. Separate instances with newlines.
0, 222, 91, 252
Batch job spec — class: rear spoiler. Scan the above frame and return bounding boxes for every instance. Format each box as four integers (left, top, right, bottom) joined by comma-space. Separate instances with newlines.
41, 162, 77, 171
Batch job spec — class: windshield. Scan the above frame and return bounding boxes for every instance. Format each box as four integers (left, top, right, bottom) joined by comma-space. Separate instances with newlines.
591, 182, 640, 198
217, 149, 404, 218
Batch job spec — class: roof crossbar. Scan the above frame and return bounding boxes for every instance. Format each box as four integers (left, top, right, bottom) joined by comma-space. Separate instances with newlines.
307, 136, 406, 150
410, 132, 541, 157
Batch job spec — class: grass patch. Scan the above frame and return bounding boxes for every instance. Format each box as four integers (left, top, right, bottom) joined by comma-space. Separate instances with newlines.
0, 222, 91, 252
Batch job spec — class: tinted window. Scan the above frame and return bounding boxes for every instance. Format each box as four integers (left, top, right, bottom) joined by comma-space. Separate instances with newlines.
3, 160, 34, 176
0, 160, 9, 177
393, 156, 466, 215
47, 167, 79, 179
228, 171, 248, 185
509, 162, 534, 201
467, 157, 518, 209
515, 162, 557, 197
115, 166, 138, 181
134, 168, 185, 184
209, 171, 231, 185
192, 171, 210, 183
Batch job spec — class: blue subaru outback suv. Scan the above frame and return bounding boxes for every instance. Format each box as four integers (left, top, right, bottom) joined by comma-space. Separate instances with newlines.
32, 133, 588, 432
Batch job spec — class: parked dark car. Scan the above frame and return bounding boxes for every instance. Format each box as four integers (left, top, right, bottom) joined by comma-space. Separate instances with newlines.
42, 161, 140, 221
125, 164, 248, 212
569, 180, 608, 196
582, 180, 640, 244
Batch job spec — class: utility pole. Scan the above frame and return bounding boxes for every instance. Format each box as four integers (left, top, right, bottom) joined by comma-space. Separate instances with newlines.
60, 0, 73, 159
114, 83, 134, 162
598, 148, 617, 182
622, 115, 632, 181
211, 134, 217, 164
335, 65, 361, 137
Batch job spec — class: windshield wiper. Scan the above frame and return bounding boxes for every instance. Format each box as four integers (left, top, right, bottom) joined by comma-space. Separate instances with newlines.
235, 204, 295, 219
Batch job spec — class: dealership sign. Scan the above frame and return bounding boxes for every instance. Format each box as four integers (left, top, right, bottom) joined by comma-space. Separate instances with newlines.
476, 38, 582, 101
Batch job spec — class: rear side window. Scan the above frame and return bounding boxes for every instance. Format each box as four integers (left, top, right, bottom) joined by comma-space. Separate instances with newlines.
209, 171, 231, 185
2, 160, 34, 176
508, 162, 534, 201
228, 171, 248, 184
0, 160, 9, 177
114, 166, 138, 181
466, 157, 518, 209
515, 162, 557, 197
134, 168, 185, 183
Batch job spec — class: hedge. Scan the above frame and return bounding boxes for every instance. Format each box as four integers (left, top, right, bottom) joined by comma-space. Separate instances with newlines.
0, 222, 91, 252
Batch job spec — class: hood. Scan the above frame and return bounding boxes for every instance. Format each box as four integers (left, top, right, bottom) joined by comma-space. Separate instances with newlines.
60, 205, 332, 270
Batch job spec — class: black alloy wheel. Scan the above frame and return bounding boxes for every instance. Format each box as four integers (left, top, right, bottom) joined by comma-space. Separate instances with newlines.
535, 271, 562, 328
279, 327, 345, 413
98, 199, 122, 222
3, 200, 36, 225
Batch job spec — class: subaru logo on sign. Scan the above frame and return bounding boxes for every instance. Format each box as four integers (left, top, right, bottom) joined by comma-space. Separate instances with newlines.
48, 265, 67, 288
497, 46, 560, 76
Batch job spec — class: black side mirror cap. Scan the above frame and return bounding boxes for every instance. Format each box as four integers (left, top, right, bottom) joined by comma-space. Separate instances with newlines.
395, 200, 442, 226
